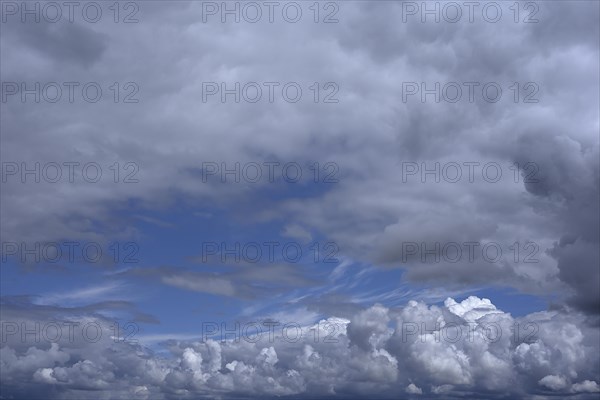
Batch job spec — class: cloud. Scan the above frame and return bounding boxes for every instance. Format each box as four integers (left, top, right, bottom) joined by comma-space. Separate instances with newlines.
571, 380, 600, 394
406, 383, 423, 395
539, 375, 568, 391
122, 264, 320, 300
281, 224, 313, 244
1, 1, 598, 316
1, 1, 598, 397
2, 296, 599, 399
3, 20, 108, 68
36, 282, 129, 306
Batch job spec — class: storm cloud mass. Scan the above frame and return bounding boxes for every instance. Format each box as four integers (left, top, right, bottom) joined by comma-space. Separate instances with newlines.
0, 0, 599, 399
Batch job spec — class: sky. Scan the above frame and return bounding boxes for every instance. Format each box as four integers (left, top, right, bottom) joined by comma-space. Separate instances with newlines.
0, 1, 599, 399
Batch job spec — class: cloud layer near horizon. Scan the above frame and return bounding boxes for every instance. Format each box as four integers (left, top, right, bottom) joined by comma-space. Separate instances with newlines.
1, 296, 599, 399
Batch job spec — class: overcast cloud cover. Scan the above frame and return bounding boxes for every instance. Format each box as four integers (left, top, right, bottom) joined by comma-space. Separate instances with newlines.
0, 0, 599, 398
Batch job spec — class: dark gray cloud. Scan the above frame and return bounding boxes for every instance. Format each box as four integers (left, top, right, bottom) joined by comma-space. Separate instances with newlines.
4, 21, 108, 68
3, 0, 596, 309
